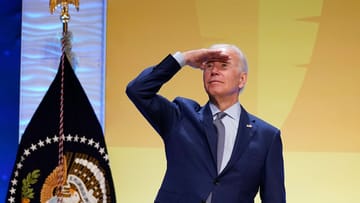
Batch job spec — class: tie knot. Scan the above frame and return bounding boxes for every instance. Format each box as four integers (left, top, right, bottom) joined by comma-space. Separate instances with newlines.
215, 112, 226, 120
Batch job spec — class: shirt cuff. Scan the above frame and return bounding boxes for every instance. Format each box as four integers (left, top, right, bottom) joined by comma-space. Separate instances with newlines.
172, 51, 186, 67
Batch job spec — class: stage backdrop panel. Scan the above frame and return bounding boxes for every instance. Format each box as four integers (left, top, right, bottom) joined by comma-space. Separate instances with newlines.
20, 0, 106, 137
106, 0, 360, 202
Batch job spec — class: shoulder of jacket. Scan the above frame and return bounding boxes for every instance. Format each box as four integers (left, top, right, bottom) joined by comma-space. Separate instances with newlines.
247, 112, 279, 132
173, 97, 203, 111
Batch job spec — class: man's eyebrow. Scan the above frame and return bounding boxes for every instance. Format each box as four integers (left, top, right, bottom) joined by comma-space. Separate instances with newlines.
204, 60, 229, 63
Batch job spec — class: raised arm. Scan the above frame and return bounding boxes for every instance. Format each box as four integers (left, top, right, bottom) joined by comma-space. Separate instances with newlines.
126, 49, 229, 136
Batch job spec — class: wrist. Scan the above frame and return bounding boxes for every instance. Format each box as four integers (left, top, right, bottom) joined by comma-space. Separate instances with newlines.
172, 51, 186, 67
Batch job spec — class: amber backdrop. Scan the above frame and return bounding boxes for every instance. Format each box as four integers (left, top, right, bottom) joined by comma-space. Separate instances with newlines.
106, 0, 360, 202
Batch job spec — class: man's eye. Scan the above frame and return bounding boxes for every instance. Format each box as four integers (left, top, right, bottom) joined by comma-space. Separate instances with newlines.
221, 63, 228, 69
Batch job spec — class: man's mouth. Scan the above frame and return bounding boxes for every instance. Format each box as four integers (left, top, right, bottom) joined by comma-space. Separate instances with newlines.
209, 80, 223, 84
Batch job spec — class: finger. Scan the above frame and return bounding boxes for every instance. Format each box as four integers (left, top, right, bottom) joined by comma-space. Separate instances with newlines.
203, 52, 229, 63
199, 62, 207, 70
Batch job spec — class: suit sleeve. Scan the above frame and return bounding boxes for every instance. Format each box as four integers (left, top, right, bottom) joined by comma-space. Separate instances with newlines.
126, 54, 182, 138
260, 130, 286, 203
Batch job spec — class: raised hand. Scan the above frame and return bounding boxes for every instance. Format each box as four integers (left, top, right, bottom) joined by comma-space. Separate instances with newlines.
183, 48, 230, 69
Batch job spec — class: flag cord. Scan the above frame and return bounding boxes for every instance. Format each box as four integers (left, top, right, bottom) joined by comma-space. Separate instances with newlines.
56, 33, 67, 203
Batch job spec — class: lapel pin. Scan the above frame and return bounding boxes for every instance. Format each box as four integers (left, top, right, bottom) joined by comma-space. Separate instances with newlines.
246, 124, 253, 128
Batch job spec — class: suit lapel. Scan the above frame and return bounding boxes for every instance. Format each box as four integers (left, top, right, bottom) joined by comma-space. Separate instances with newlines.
220, 106, 256, 175
199, 103, 218, 172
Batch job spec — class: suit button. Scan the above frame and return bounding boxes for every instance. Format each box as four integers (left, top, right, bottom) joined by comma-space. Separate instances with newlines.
213, 179, 219, 185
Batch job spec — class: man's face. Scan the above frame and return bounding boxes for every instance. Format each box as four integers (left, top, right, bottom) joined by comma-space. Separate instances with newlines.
202, 48, 247, 101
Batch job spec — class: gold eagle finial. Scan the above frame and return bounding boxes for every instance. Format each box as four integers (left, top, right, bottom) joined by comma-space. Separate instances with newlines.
50, 0, 79, 14
49, 0, 79, 34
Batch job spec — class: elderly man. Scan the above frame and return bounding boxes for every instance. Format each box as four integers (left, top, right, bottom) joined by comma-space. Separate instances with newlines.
126, 44, 286, 203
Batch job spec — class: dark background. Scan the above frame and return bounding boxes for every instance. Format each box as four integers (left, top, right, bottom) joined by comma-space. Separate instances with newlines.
0, 0, 22, 201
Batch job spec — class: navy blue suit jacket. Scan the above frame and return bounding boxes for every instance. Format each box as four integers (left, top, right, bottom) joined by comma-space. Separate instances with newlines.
126, 55, 286, 203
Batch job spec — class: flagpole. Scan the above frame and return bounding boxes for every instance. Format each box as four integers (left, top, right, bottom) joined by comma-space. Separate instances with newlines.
49, 1, 79, 202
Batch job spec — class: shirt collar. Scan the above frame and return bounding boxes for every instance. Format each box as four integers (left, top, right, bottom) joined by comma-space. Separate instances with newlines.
209, 102, 241, 120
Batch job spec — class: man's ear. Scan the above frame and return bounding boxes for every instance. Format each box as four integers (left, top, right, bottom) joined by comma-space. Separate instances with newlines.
238, 72, 247, 88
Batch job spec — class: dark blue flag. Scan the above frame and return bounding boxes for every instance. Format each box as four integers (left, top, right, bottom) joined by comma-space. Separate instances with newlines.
6, 53, 116, 203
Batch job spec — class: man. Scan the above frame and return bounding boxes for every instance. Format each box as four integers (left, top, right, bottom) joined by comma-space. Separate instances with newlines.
126, 44, 286, 203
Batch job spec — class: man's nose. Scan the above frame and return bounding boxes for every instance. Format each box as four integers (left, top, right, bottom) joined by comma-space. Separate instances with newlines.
210, 65, 221, 74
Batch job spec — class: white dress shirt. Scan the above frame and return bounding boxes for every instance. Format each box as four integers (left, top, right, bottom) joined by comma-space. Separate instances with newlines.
209, 102, 241, 172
